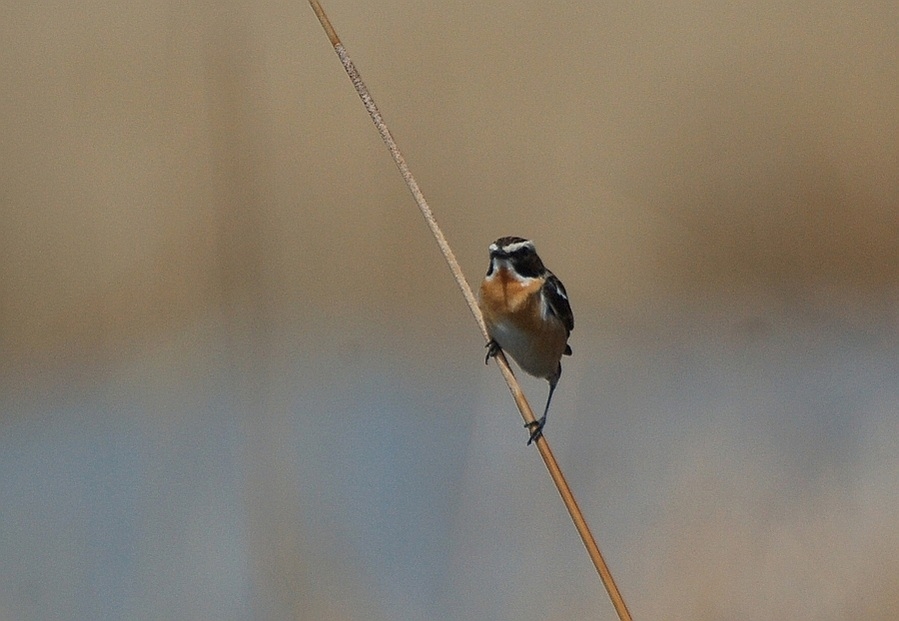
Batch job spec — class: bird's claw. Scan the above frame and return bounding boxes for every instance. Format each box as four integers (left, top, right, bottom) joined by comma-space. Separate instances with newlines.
484, 340, 501, 364
525, 417, 545, 445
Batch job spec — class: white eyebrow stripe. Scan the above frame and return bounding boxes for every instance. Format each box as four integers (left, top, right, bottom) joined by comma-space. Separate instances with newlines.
501, 240, 534, 253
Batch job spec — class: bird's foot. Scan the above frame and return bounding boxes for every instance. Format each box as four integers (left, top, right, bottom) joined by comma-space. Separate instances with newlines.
484, 339, 501, 364
525, 416, 545, 445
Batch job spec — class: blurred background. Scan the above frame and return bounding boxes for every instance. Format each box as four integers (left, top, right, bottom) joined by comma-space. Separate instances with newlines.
1, 1, 897, 619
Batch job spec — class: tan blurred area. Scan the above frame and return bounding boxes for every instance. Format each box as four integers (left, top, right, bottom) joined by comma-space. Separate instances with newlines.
4, 1, 895, 362
1, 2, 897, 620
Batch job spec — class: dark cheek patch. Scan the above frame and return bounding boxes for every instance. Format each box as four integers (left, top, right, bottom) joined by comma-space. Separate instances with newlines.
513, 253, 543, 278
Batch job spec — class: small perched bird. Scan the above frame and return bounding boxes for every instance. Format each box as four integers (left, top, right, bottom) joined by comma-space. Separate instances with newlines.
478, 236, 573, 444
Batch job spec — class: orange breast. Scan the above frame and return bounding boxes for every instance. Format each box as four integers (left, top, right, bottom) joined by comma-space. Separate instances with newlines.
478, 267, 543, 327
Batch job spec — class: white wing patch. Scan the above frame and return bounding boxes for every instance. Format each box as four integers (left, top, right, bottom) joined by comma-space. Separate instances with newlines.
553, 281, 568, 299
542, 273, 574, 332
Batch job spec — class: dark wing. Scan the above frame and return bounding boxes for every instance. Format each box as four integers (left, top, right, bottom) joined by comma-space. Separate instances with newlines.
543, 272, 574, 334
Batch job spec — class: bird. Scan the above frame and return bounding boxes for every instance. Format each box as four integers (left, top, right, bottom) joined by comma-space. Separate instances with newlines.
477, 236, 573, 444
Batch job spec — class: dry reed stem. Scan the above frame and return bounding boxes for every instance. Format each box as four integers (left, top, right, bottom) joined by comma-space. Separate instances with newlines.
307, 3, 633, 619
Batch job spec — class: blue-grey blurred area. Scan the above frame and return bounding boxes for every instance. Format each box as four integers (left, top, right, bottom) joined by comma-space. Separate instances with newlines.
1, 2, 898, 620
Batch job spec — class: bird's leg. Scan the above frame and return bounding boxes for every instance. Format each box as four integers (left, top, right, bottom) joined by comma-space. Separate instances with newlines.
484, 339, 502, 364
526, 376, 558, 445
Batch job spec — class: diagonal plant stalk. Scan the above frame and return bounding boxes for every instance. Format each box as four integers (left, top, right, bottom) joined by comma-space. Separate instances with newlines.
307, 3, 633, 619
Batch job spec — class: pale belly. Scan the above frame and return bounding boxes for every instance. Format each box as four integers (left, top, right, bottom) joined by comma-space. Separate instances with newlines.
487, 316, 567, 380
